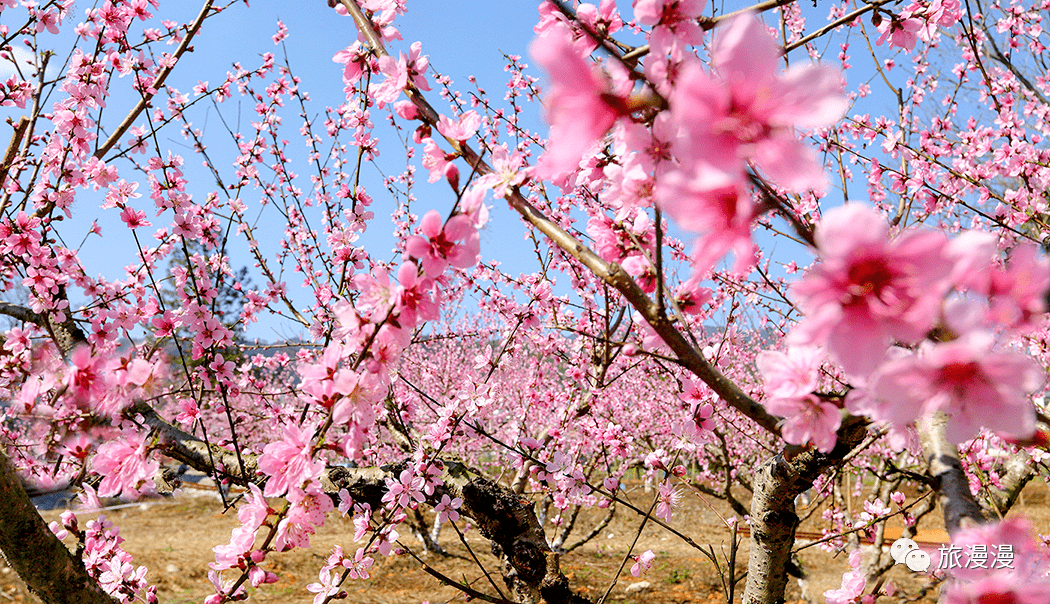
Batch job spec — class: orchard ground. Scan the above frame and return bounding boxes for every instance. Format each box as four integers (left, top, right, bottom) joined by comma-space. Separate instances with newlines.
4, 479, 1048, 604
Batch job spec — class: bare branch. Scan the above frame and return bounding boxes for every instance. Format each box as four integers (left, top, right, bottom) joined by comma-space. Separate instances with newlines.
92, 0, 214, 161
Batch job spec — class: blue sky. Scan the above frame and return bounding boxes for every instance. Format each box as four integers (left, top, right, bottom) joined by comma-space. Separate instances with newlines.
0, 1, 914, 342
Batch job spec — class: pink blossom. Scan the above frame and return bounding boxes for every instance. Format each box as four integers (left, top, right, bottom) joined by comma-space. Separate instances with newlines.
633, 0, 705, 28
763, 394, 841, 453
67, 346, 107, 406
371, 42, 429, 105
343, 547, 374, 580
333, 42, 369, 85
655, 480, 681, 522
210, 526, 256, 571
656, 170, 757, 275
824, 549, 866, 604
475, 146, 525, 200
756, 346, 823, 399
789, 204, 953, 377
876, 16, 922, 51
950, 234, 1050, 331
93, 433, 159, 499
382, 468, 426, 510
530, 22, 628, 179
436, 110, 480, 142
393, 261, 439, 324
257, 423, 324, 497
434, 494, 462, 523
944, 575, 1050, 604
868, 333, 1044, 444
949, 516, 1047, 580
306, 568, 342, 604
421, 137, 450, 183
405, 210, 480, 277
679, 377, 714, 430
274, 482, 334, 551
943, 517, 1050, 602
577, 0, 622, 44
630, 549, 656, 577
665, 13, 847, 194
238, 484, 271, 530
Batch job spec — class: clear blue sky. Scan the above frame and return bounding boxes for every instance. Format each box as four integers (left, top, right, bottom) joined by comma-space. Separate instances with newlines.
2, 1, 911, 342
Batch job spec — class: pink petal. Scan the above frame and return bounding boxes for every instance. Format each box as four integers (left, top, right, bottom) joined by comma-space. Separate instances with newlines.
712, 14, 779, 87
419, 209, 443, 238
773, 65, 847, 129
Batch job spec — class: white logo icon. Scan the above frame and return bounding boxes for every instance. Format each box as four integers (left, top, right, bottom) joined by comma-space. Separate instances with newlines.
891, 538, 919, 565
905, 549, 931, 572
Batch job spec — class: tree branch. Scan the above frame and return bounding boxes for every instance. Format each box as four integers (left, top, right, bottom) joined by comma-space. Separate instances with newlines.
127, 401, 588, 604
91, 0, 214, 161
742, 415, 869, 604
336, 0, 783, 438
0, 300, 87, 355
917, 412, 985, 533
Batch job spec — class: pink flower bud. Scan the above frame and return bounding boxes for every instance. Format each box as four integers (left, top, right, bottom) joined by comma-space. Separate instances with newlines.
444, 163, 460, 191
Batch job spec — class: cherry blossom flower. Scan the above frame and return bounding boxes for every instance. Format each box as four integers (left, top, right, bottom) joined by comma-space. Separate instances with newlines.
257, 423, 324, 497
824, 549, 867, 604
436, 110, 480, 142
868, 332, 1044, 444
656, 170, 757, 275
655, 480, 681, 522
679, 377, 715, 431
665, 13, 847, 194
306, 568, 342, 604
577, 0, 622, 47
789, 204, 953, 376
756, 346, 823, 399
530, 22, 629, 180
763, 394, 841, 453
343, 547, 374, 580
420, 137, 450, 183
876, 15, 922, 51
92, 433, 159, 499
945, 576, 1050, 604
475, 145, 526, 199
942, 517, 1050, 603
382, 468, 426, 510
434, 494, 462, 523
332, 41, 370, 85
949, 233, 1050, 331
210, 526, 256, 571
405, 210, 480, 277
371, 41, 430, 105
274, 482, 334, 551
630, 549, 656, 577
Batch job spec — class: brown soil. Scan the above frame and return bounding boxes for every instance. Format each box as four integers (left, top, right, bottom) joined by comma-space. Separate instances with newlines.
2, 480, 1048, 604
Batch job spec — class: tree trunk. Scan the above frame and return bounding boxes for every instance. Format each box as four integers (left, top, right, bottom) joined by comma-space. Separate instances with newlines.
0, 451, 118, 604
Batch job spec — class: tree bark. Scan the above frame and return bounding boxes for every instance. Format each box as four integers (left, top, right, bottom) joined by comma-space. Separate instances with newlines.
917, 412, 985, 533
742, 416, 869, 604
0, 451, 119, 604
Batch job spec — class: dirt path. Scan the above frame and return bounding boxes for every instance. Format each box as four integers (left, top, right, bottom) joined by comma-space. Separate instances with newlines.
3, 481, 1047, 603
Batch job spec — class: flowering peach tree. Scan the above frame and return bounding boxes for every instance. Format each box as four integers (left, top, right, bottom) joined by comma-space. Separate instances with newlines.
0, 0, 1049, 603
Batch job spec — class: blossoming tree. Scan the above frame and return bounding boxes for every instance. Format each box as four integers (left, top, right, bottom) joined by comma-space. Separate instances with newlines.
1, 0, 1049, 603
